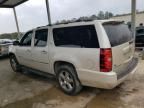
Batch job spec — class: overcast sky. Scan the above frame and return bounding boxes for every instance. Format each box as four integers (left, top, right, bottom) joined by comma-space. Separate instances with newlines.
0, 0, 143, 34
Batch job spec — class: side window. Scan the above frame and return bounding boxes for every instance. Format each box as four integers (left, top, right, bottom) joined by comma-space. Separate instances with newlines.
53, 25, 99, 48
34, 29, 48, 47
20, 31, 33, 46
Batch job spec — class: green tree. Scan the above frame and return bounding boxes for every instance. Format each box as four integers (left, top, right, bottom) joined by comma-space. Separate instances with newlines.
98, 11, 105, 20
105, 11, 114, 19
108, 12, 114, 18
105, 11, 110, 19
0, 32, 23, 40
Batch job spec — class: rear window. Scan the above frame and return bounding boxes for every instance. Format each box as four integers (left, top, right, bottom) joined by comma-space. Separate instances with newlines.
53, 25, 99, 48
103, 22, 133, 47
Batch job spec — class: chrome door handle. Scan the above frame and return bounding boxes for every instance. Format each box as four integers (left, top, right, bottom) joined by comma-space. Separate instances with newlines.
41, 50, 47, 54
26, 49, 31, 52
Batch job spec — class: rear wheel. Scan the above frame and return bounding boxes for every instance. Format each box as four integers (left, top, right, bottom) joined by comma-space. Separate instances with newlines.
56, 65, 82, 95
10, 55, 21, 72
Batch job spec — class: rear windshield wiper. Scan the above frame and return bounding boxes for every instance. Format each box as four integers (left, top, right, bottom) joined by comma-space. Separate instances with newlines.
103, 21, 124, 25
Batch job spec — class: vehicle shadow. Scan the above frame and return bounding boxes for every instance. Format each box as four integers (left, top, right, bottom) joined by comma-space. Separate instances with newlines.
18, 68, 100, 94
20, 68, 57, 85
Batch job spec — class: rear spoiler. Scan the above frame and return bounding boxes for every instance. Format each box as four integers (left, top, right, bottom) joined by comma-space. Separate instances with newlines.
103, 21, 125, 25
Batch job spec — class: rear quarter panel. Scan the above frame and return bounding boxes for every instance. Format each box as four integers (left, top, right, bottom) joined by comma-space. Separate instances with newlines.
49, 47, 100, 75
48, 24, 102, 75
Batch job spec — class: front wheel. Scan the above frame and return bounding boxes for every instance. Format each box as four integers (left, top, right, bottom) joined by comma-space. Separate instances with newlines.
56, 65, 82, 95
10, 55, 21, 72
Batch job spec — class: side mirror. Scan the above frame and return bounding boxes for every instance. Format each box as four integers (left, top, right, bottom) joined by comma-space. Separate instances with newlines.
13, 41, 20, 46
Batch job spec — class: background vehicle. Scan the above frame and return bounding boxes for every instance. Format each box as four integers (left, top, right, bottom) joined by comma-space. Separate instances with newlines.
0, 39, 13, 57
9, 20, 138, 95
135, 27, 144, 49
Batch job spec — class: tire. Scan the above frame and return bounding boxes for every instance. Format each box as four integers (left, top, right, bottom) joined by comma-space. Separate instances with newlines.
10, 55, 21, 72
56, 65, 82, 95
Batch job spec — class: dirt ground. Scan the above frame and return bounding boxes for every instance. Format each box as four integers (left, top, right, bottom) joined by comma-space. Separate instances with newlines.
0, 51, 144, 108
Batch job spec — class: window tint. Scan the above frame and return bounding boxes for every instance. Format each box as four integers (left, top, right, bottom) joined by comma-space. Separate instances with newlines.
20, 31, 33, 46
34, 29, 48, 47
136, 29, 144, 35
53, 25, 99, 48
103, 23, 133, 47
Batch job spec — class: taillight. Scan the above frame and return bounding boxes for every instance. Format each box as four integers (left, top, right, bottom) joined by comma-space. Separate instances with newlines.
100, 48, 112, 72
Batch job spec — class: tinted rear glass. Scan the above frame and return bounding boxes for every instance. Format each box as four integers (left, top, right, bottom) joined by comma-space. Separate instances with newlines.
103, 22, 133, 47
53, 25, 99, 48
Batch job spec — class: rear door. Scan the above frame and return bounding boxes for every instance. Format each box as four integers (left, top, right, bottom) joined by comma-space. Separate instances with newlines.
103, 22, 134, 72
31, 28, 50, 73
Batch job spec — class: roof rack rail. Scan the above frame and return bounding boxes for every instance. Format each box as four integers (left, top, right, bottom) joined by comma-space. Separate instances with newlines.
36, 19, 96, 28
53, 19, 95, 26
36, 25, 48, 28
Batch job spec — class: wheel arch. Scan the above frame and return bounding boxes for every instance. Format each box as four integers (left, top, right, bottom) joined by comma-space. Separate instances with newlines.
54, 61, 78, 77
9, 53, 19, 64
9, 52, 15, 57
54, 60, 82, 95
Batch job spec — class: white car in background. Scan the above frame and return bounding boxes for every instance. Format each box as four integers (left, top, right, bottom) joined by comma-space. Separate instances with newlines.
0, 39, 13, 57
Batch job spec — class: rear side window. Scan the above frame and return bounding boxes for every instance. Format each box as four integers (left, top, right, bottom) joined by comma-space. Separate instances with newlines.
103, 22, 133, 47
53, 25, 99, 48
34, 29, 48, 47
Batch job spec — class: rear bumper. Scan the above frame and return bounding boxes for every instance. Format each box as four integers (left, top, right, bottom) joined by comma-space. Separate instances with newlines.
0, 52, 8, 56
0, 51, 9, 56
77, 58, 138, 89
117, 58, 138, 80
0, 46, 9, 56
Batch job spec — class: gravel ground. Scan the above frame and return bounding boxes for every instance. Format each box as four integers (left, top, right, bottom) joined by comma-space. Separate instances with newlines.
0, 52, 144, 108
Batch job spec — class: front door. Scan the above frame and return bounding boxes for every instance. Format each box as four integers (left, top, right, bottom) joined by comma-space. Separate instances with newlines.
31, 28, 50, 73
16, 31, 33, 67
